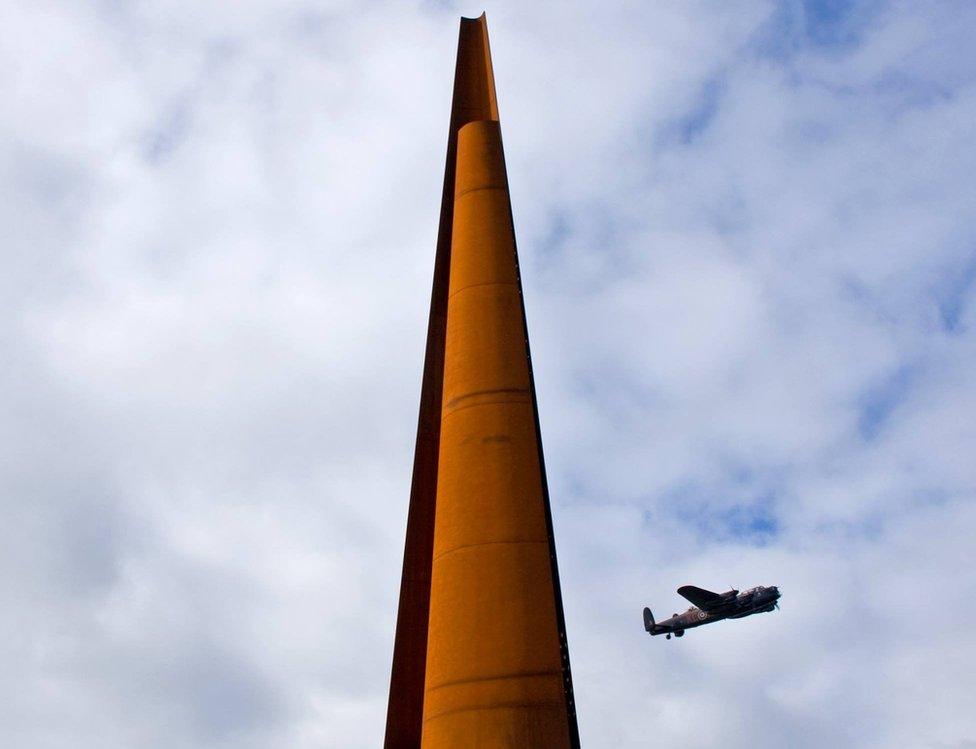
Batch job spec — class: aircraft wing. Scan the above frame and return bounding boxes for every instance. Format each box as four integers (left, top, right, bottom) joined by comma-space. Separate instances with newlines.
677, 585, 725, 611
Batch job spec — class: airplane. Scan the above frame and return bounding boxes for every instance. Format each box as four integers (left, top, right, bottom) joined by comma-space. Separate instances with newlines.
643, 585, 781, 639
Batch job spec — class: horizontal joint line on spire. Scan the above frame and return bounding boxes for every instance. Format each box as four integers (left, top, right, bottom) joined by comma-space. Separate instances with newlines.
455, 184, 508, 200
448, 280, 517, 300
425, 668, 563, 694
432, 538, 547, 564
422, 698, 567, 726
443, 387, 530, 413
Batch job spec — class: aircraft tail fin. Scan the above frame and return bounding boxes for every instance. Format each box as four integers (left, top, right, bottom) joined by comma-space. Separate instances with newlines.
644, 606, 671, 635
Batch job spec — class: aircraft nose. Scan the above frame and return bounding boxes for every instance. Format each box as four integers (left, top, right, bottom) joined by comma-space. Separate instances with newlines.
768, 586, 780, 598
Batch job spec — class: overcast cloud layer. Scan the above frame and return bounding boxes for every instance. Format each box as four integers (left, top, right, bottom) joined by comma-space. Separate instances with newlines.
2, 1, 976, 747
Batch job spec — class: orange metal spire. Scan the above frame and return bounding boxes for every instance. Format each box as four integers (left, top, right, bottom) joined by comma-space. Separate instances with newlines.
385, 15, 578, 747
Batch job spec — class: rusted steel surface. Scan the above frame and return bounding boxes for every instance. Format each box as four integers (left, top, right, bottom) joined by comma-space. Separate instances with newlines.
386, 15, 578, 748
384, 16, 499, 749
420, 120, 575, 746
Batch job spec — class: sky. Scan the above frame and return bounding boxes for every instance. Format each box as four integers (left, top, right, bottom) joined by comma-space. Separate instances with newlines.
2, 0, 975, 747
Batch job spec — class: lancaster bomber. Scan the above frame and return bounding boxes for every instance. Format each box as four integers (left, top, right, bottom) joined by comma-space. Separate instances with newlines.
643, 585, 781, 639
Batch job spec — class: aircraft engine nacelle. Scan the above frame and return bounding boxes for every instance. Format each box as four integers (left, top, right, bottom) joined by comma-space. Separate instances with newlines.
674, 630, 684, 637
